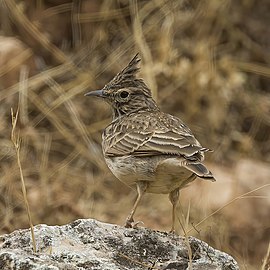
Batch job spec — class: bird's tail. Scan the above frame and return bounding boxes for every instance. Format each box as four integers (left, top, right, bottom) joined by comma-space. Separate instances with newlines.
184, 162, 216, 181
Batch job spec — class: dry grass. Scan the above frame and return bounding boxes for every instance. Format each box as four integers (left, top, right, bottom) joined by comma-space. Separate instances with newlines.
262, 243, 270, 270
11, 108, 36, 253
0, 0, 270, 269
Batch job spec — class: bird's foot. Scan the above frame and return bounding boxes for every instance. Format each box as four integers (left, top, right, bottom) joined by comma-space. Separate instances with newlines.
124, 217, 133, 228
124, 217, 144, 228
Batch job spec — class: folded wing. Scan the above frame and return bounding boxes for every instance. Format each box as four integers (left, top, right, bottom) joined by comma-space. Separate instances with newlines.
103, 111, 215, 180
104, 112, 205, 157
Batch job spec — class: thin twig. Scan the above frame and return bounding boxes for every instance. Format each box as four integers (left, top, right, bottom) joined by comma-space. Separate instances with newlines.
177, 204, 193, 270
187, 184, 270, 234
2, 0, 68, 65
11, 108, 37, 253
261, 242, 270, 270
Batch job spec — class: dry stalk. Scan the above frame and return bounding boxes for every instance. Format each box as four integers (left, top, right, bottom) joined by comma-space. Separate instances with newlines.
261, 242, 270, 270
0, 48, 33, 78
187, 183, 270, 234
131, 0, 158, 100
2, 0, 68, 65
11, 108, 37, 253
0, 62, 76, 103
177, 202, 193, 270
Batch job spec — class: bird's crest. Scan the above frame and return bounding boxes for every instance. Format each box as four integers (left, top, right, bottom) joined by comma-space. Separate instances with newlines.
104, 54, 152, 96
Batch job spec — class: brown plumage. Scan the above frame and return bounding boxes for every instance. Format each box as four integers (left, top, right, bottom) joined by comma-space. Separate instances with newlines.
85, 54, 215, 231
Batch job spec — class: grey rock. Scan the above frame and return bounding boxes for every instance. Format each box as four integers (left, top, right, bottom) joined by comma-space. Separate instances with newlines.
0, 219, 239, 270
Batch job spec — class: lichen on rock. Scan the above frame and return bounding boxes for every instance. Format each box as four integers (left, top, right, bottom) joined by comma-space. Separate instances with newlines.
0, 219, 239, 270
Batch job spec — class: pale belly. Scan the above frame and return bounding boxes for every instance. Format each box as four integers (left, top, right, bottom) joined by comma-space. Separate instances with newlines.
105, 155, 196, 194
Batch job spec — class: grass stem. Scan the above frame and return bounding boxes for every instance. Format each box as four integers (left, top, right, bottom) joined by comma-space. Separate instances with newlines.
11, 108, 37, 253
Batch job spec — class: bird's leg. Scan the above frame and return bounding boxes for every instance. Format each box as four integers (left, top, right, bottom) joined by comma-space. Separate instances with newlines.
125, 181, 147, 228
169, 188, 180, 233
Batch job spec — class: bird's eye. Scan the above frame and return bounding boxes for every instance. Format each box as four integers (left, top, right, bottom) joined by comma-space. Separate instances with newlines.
120, 91, 129, 99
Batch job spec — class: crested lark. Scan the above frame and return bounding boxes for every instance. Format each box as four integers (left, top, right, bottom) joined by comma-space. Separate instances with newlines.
85, 54, 215, 231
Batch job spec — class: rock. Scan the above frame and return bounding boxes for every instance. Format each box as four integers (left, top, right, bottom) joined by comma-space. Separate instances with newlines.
0, 219, 239, 270
0, 36, 38, 90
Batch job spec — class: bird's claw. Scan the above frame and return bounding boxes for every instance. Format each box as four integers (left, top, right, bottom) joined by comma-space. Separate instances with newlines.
124, 216, 134, 228
124, 218, 144, 228
169, 226, 176, 234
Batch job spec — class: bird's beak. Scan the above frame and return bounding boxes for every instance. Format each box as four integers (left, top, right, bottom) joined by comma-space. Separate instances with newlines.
84, 89, 105, 97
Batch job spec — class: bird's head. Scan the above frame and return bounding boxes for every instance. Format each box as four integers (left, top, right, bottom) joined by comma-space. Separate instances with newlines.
85, 54, 158, 119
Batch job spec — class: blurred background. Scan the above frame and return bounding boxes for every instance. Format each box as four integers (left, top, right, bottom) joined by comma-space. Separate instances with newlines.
0, 0, 269, 269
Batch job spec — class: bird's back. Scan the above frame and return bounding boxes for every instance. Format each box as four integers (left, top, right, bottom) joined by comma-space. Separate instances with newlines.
103, 110, 204, 161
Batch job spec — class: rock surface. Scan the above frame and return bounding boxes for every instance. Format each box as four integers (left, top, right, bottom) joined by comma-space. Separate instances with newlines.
0, 219, 239, 270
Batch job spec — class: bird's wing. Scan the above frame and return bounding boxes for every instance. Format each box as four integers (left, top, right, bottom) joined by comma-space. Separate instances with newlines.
103, 112, 209, 161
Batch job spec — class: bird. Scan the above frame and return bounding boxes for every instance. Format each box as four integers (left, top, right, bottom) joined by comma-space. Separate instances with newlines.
85, 54, 215, 232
